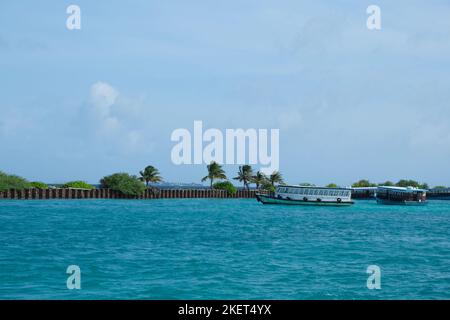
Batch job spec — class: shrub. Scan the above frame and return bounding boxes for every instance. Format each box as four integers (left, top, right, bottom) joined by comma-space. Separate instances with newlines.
213, 181, 237, 195
262, 182, 276, 193
100, 173, 146, 196
395, 179, 429, 190
0, 171, 31, 192
352, 179, 377, 188
62, 181, 95, 190
30, 181, 49, 189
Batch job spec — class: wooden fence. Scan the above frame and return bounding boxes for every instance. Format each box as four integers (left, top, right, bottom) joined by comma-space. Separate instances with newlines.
0, 188, 264, 200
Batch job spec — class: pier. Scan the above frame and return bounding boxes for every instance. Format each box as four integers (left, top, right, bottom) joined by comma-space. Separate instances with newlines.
0, 188, 264, 200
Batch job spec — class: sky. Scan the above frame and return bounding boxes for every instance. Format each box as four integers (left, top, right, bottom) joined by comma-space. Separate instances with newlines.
1, 0, 450, 186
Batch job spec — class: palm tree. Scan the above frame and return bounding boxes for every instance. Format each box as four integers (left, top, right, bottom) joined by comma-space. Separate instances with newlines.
139, 165, 163, 187
233, 165, 253, 190
251, 171, 267, 190
269, 170, 284, 186
201, 161, 227, 188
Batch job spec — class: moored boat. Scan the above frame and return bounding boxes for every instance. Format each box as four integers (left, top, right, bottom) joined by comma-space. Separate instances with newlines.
376, 186, 427, 205
256, 185, 354, 206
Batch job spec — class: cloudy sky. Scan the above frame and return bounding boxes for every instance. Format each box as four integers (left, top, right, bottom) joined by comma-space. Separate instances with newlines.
1, 0, 450, 186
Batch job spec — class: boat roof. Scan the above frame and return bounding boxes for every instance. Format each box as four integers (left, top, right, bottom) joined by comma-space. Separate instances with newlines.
377, 186, 427, 192
279, 185, 351, 190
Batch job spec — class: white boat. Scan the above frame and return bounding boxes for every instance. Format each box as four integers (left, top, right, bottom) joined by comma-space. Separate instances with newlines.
376, 186, 427, 205
256, 185, 354, 206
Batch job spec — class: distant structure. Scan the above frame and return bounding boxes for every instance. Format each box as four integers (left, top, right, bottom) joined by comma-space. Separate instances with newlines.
351, 187, 377, 199
427, 188, 450, 200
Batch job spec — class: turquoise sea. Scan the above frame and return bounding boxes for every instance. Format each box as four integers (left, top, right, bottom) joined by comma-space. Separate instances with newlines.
0, 199, 449, 299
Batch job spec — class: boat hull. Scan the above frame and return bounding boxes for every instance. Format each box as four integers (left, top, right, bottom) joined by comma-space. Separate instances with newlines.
256, 194, 354, 206
376, 199, 427, 206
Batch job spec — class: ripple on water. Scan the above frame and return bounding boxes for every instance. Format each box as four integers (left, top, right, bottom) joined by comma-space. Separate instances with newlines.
0, 199, 449, 299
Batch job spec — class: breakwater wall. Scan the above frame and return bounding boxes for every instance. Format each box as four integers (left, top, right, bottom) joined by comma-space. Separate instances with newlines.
0, 188, 264, 200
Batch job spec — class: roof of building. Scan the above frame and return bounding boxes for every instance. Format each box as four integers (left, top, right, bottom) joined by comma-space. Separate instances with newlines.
377, 186, 427, 192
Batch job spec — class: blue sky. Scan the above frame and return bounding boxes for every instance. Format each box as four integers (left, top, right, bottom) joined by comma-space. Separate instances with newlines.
1, 1, 450, 186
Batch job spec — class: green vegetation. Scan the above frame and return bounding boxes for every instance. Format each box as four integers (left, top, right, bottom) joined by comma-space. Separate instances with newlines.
0, 171, 31, 192
139, 165, 163, 187
351, 179, 377, 188
62, 181, 95, 190
395, 179, 428, 189
379, 181, 395, 186
433, 186, 448, 189
30, 181, 49, 189
252, 171, 267, 190
213, 181, 237, 195
326, 183, 338, 188
201, 161, 227, 188
261, 180, 276, 193
352, 179, 430, 189
299, 183, 315, 186
233, 165, 253, 190
100, 173, 146, 196
268, 171, 284, 186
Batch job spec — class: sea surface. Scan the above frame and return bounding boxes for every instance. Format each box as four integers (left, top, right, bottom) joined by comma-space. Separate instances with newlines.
0, 199, 449, 299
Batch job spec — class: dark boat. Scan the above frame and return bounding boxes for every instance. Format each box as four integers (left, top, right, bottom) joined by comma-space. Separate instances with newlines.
376, 186, 427, 205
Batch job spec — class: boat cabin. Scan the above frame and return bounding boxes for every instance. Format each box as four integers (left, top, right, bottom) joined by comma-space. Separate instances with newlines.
376, 186, 427, 205
275, 186, 352, 202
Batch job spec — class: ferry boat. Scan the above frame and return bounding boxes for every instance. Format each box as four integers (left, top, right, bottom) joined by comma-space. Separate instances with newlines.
376, 186, 427, 205
256, 185, 354, 206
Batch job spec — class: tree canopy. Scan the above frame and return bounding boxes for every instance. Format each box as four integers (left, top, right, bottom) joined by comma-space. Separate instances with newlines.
100, 173, 146, 196
201, 161, 227, 188
139, 165, 163, 187
233, 165, 253, 190
0, 171, 31, 192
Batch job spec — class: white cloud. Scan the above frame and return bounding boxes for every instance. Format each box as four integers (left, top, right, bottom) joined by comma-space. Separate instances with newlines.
84, 81, 155, 155
89, 81, 119, 118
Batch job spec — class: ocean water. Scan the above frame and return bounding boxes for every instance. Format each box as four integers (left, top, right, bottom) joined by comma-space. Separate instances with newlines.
0, 198, 449, 300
